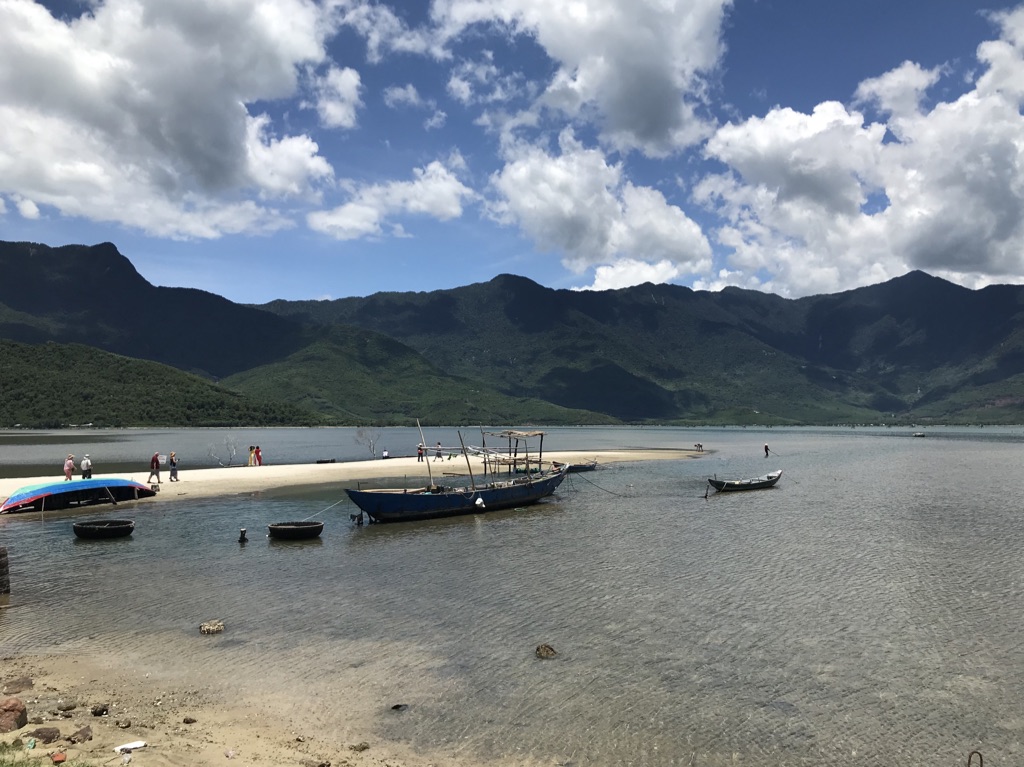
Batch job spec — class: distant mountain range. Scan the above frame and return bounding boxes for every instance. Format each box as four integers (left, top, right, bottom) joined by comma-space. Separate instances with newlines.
3, 240, 1024, 427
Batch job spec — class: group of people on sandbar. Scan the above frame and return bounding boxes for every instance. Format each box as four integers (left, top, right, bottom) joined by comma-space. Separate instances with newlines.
416, 441, 447, 462
61, 453, 93, 480
146, 451, 179, 483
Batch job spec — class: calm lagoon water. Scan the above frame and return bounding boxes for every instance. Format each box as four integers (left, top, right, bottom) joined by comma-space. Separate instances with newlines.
2, 426, 1024, 766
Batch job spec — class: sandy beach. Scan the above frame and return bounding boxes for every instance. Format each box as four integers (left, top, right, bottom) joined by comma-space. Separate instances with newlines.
0, 448, 698, 508
1, 447, 701, 767
1, 652, 445, 767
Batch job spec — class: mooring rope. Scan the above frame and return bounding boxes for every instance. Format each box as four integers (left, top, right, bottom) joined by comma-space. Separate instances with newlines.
569, 470, 628, 497
302, 497, 347, 521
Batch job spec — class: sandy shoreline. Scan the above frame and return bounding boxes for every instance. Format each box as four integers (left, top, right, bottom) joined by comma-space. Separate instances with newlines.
0, 652, 455, 767
1, 447, 702, 766
0, 448, 699, 508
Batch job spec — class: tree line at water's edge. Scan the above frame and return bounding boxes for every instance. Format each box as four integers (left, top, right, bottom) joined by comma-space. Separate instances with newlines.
3, 239, 1024, 427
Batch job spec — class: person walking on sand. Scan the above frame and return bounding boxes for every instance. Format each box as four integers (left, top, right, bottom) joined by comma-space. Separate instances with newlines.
80, 454, 93, 479
434, 441, 443, 461
169, 452, 179, 482
254, 446, 263, 466
147, 451, 161, 483
63, 454, 75, 481
417, 443, 424, 462
248, 445, 255, 466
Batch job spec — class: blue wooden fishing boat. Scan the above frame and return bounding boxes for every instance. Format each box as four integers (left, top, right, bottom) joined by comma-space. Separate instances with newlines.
345, 425, 568, 523
345, 465, 568, 523
0, 478, 157, 514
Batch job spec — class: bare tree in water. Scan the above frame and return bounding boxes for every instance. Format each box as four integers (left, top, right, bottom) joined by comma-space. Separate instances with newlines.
353, 427, 383, 458
208, 437, 239, 467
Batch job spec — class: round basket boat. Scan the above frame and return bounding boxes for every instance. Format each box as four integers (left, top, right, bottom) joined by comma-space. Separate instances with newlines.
73, 519, 135, 539
267, 520, 324, 540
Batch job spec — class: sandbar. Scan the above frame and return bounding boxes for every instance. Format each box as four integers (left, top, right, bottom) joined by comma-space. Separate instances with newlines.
0, 448, 699, 508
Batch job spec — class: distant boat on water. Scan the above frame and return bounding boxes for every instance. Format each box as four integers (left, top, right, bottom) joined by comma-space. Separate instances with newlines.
0, 478, 157, 514
707, 470, 782, 492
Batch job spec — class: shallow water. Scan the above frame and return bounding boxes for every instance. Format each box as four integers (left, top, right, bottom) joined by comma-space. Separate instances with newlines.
2, 426, 1024, 765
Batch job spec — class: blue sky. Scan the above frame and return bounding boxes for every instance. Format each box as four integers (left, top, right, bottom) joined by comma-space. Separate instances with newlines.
2, 0, 1024, 303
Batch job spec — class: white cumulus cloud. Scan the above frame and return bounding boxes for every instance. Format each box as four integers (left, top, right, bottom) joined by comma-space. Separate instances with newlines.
308, 155, 475, 240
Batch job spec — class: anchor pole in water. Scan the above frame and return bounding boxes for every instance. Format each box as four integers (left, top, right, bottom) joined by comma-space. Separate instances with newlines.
0, 547, 10, 595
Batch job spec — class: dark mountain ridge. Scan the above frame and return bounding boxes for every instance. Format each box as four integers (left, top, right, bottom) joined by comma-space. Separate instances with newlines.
0, 241, 310, 378
262, 269, 1024, 423
4, 239, 1024, 425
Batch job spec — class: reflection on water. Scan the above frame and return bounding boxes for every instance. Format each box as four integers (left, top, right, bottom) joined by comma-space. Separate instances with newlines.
2, 428, 1024, 765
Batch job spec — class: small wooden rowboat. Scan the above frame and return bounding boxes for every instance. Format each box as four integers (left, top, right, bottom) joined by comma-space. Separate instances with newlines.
267, 520, 324, 540
707, 470, 782, 492
73, 519, 135, 539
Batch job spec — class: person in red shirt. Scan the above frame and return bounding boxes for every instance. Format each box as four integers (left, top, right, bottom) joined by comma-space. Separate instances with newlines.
147, 452, 161, 483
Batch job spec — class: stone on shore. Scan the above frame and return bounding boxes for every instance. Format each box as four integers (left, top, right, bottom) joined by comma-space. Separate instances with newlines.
67, 725, 92, 744
0, 696, 28, 732
2, 676, 33, 695
26, 726, 61, 744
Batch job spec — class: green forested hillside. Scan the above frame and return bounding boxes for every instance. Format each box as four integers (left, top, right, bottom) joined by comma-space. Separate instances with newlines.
221, 326, 617, 426
0, 340, 326, 428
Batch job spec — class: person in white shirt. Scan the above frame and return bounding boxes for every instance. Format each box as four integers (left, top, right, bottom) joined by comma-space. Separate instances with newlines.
80, 454, 93, 479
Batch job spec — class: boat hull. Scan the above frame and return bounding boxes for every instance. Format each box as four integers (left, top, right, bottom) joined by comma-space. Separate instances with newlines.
0, 478, 157, 514
708, 470, 782, 492
346, 468, 568, 523
267, 521, 324, 539
552, 460, 598, 473
73, 519, 135, 539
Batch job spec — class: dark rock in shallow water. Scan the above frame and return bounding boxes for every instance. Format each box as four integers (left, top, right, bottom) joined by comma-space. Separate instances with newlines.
764, 699, 799, 715
535, 643, 557, 659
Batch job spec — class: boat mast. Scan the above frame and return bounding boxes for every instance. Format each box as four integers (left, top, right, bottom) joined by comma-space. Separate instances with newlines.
458, 431, 477, 491
480, 427, 490, 482
416, 419, 434, 487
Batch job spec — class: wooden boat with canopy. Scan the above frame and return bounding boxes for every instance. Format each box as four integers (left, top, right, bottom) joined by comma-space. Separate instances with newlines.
345, 425, 568, 523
